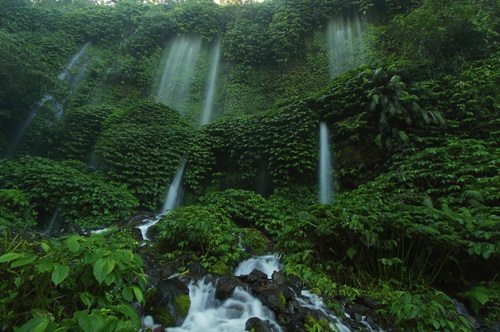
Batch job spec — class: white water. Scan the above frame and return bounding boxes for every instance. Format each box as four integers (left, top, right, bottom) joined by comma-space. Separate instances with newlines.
319, 122, 334, 204
299, 291, 351, 332
234, 255, 282, 278
168, 280, 282, 332
327, 11, 367, 77
200, 38, 221, 126
156, 36, 203, 113
165, 256, 284, 332
161, 161, 186, 215
137, 161, 186, 240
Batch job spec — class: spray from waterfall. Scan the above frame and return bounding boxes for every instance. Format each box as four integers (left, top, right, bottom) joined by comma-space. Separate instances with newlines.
156, 37, 202, 113
319, 122, 334, 204
200, 38, 221, 126
327, 10, 367, 77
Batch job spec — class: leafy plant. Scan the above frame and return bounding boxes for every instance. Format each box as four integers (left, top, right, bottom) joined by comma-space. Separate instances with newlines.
0, 231, 147, 331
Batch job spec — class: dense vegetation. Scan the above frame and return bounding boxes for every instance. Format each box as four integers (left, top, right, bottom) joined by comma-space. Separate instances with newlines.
0, 0, 498, 331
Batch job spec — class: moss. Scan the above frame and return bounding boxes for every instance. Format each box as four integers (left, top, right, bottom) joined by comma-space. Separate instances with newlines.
174, 294, 191, 318
277, 291, 286, 313
304, 315, 333, 331
153, 307, 175, 327
210, 260, 231, 275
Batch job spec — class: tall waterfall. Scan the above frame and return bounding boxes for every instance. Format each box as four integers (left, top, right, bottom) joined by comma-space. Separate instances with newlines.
200, 38, 221, 126
326, 11, 366, 77
319, 122, 334, 204
5, 43, 91, 158
155, 37, 203, 113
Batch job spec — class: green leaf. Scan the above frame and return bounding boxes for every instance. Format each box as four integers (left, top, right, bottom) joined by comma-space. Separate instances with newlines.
122, 287, 134, 302
115, 303, 140, 328
80, 292, 94, 307
93, 258, 115, 285
346, 247, 357, 259
41, 242, 51, 253
0, 252, 23, 263
11, 254, 38, 268
52, 264, 70, 286
18, 317, 51, 332
132, 285, 144, 304
65, 236, 81, 253
76, 312, 105, 332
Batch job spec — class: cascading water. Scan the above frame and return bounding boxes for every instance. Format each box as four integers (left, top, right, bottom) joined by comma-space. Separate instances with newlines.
319, 122, 334, 204
155, 37, 203, 113
200, 38, 221, 126
5, 43, 91, 158
165, 256, 283, 332
326, 10, 366, 77
137, 161, 186, 240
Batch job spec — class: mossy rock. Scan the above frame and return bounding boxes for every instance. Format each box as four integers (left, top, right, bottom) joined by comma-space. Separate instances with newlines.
174, 293, 191, 318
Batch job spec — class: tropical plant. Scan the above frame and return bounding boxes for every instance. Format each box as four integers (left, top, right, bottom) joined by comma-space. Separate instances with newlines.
0, 230, 147, 331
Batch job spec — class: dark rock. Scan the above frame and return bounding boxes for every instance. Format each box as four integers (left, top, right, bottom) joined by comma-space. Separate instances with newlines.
152, 326, 167, 332
258, 289, 286, 313
272, 271, 285, 284
278, 285, 295, 300
145, 278, 190, 327
356, 295, 383, 310
245, 317, 274, 332
188, 261, 206, 276
286, 275, 303, 292
215, 275, 244, 301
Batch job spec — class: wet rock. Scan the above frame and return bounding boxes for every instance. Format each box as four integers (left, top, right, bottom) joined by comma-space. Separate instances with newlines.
258, 289, 286, 313
215, 275, 244, 301
145, 278, 190, 327
245, 317, 274, 332
272, 271, 285, 284
187, 261, 206, 276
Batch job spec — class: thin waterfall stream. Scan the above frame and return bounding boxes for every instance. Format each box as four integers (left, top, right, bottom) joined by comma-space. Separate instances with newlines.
319, 122, 334, 204
5, 42, 91, 158
200, 38, 221, 126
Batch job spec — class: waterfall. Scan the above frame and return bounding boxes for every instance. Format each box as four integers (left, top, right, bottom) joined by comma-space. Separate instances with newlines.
5, 43, 91, 158
319, 122, 334, 204
327, 10, 366, 77
166, 256, 284, 332
155, 37, 203, 113
161, 160, 186, 215
137, 161, 186, 240
234, 255, 282, 278
58, 42, 91, 82
200, 38, 221, 126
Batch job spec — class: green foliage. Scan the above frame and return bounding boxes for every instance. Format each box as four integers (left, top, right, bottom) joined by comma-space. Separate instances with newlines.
0, 189, 37, 230
201, 103, 318, 192
200, 189, 282, 234
0, 231, 146, 330
156, 204, 245, 267
94, 100, 192, 210
0, 156, 139, 229
169, 1, 223, 41
386, 290, 472, 331
49, 104, 117, 161
460, 282, 500, 324
379, 0, 500, 72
